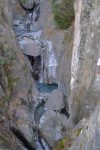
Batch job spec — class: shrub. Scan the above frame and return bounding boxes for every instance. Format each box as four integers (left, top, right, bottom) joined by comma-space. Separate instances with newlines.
52, 0, 74, 29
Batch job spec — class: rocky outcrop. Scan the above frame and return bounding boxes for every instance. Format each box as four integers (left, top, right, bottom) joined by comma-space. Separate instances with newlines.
39, 110, 68, 148
23, 40, 41, 56
69, 0, 100, 124
0, 0, 38, 149
11, 0, 26, 20
19, 0, 35, 10
45, 89, 64, 111
68, 104, 100, 150
0, 0, 100, 149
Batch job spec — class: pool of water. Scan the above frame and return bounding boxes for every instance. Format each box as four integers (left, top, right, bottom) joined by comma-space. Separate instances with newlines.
37, 83, 58, 93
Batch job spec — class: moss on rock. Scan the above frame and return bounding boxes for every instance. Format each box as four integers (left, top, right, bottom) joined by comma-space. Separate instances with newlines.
20, 0, 28, 4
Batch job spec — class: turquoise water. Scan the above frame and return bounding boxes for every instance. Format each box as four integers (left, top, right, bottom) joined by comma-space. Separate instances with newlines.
34, 102, 46, 124
37, 83, 58, 93
34, 83, 58, 124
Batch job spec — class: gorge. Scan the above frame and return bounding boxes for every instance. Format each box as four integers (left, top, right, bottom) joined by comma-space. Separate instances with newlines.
0, 0, 100, 150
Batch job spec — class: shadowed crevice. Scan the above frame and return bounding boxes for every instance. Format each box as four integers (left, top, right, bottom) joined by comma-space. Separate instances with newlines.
10, 126, 36, 150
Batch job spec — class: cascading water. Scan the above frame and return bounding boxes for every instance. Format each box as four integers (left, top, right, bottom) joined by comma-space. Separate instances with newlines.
39, 41, 58, 84
13, 1, 58, 149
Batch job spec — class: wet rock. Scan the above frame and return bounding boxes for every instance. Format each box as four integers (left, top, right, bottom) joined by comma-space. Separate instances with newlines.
13, 20, 20, 26
45, 89, 64, 111
39, 41, 58, 84
39, 110, 68, 148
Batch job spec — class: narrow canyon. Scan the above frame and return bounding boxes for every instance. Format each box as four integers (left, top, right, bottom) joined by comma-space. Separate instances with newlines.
0, 0, 100, 150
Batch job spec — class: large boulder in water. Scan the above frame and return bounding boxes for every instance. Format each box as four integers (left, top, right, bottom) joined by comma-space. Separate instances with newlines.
45, 89, 65, 111
39, 110, 68, 148
19, 0, 35, 10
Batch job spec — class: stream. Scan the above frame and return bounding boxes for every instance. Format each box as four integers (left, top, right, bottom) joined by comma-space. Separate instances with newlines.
13, 1, 58, 149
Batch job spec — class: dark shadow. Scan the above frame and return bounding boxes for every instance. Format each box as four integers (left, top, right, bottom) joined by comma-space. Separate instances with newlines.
10, 126, 36, 150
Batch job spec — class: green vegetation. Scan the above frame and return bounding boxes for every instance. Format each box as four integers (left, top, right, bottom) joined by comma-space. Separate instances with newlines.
54, 137, 71, 150
74, 128, 83, 137
52, 0, 74, 29
0, 47, 15, 66
20, 0, 28, 4
0, 46, 18, 108
22, 64, 29, 73
0, 57, 6, 65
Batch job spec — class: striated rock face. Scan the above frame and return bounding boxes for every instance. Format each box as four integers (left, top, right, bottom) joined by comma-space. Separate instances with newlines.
39, 0, 74, 99
0, 0, 38, 148
68, 104, 100, 150
69, 0, 100, 124
58, 25, 73, 98
0, 0, 100, 149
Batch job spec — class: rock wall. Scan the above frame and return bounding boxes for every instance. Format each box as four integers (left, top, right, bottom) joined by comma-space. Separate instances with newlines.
68, 104, 100, 150
0, 0, 100, 149
69, 0, 100, 124
0, 0, 38, 149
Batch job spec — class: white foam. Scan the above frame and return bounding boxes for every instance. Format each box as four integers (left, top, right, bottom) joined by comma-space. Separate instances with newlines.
97, 58, 100, 66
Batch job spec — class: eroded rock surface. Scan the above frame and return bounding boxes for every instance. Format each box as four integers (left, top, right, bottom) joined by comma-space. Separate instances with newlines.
69, 0, 100, 124
45, 89, 64, 111
68, 104, 100, 150
39, 110, 68, 148
0, 0, 38, 148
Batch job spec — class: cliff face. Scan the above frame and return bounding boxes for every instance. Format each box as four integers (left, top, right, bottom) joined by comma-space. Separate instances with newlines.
0, 0, 38, 149
69, 0, 100, 124
0, 0, 100, 149
65, 0, 100, 149
68, 104, 100, 150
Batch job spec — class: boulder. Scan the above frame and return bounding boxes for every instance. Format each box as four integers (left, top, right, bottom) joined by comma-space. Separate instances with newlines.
23, 41, 41, 56
19, 0, 35, 10
39, 110, 68, 148
45, 89, 65, 111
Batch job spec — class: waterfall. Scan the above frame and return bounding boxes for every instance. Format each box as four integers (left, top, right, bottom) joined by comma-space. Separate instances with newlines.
47, 41, 57, 81
39, 41, 58, 84
39, 48, 44, 83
